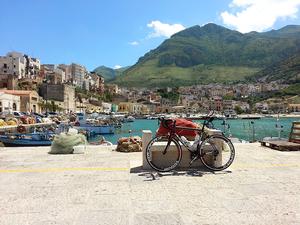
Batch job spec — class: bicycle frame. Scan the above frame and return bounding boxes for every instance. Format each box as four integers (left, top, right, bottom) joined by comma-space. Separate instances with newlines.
164, 125, 203, 152
161, 114, 216, 154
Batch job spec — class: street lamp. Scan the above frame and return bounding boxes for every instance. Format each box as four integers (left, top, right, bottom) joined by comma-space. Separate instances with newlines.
43, 74, 50, 116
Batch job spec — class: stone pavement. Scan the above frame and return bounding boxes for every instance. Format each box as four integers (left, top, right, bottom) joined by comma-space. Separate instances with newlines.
0, 143, 299, 225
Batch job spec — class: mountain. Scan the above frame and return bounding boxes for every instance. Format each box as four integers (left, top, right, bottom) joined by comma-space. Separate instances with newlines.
93, 66, 116, 81
114, 23, 300, 87
250, 51, 300, 83
115, 66, 130, 76
93, 66, 129, 82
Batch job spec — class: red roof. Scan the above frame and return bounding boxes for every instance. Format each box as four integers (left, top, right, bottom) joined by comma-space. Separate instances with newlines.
1, 90, 34, 95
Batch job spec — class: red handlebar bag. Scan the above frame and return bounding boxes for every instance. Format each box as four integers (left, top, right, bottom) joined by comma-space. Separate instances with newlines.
156, 118, 199, 140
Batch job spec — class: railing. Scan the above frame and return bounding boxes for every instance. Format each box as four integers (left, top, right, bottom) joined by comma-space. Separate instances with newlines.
289, 122, 300, 143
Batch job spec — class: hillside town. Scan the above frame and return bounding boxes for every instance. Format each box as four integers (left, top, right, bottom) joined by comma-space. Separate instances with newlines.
0, 51, 299, 116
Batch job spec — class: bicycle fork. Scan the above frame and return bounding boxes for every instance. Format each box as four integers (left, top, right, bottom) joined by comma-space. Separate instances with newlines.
162, 137, 172, 155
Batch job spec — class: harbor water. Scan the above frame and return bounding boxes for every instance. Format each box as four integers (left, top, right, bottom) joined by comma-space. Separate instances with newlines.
90, 117, 300, 144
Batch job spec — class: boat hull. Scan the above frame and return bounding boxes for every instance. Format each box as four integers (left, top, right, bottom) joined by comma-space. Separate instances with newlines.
0, 133, 54, 147
0, 136, 52, 147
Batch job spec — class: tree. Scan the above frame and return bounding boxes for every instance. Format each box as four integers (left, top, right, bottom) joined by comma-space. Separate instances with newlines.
234, 105, 243, 114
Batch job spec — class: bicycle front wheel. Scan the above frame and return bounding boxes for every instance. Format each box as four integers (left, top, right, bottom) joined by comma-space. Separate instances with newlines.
146, 135, 182, 172
199, 135, 235, 171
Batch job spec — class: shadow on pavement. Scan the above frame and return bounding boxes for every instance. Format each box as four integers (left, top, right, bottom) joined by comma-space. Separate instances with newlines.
130, 166, 232, 181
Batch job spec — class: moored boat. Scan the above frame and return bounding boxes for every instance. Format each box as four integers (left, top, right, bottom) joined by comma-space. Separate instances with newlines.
239, 115, 262, 120
74, 112, 115, 134
74, 123, 115, 134
0, 132, 54, 147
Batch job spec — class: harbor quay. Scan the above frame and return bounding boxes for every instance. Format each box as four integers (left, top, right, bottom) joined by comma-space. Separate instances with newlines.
0, 143, 299, 225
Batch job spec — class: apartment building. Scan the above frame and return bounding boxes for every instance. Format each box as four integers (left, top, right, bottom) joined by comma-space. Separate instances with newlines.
0, 52, 26, 78
58, 64, 72, 82
0, 52, 40, 79
41, 64, 66, 84
71, 63, 87, 88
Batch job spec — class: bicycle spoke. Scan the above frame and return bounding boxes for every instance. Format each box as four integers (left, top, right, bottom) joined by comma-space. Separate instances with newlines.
146, 135, 182, 172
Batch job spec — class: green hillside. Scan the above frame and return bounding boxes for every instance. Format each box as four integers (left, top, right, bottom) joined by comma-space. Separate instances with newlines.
114, 23, 300, 87
249, 51, 300, 83
93, 66, 116, 81
93, 66, 129, 82
116, 59, 259, 87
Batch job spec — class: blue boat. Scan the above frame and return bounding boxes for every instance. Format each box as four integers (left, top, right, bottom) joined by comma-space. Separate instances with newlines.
0, 132, 55, 147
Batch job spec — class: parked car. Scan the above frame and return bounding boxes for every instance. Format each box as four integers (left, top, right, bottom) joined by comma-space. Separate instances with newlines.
32, 112, 46, 118
13, 111, 25, 118
46, 112, 58, 117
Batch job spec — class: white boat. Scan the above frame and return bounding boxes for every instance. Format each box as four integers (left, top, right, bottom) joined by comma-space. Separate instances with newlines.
239, 115, 262, 120
74, 113, 115, 134
124, 116, 135, 122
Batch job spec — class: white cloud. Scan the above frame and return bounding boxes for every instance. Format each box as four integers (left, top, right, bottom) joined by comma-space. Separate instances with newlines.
114, 65, 122, 69
129, 41, 139, 46
221, 0, 300, 33
147, 20, 185, 38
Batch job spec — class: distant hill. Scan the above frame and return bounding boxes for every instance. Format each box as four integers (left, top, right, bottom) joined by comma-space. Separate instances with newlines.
93, 66, 116, 81
93, 66, 129, 82
113, 23, 300, 87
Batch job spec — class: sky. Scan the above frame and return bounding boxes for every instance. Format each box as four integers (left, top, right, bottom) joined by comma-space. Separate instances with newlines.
1, 0, 300, 71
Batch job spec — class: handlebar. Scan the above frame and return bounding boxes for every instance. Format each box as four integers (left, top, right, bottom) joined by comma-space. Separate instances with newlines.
158, 110, 215, 131
158, 117, 175, 130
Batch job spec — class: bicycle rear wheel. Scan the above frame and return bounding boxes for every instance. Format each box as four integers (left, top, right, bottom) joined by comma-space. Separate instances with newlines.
199, 135, 235, 171
146, 135, 182, 172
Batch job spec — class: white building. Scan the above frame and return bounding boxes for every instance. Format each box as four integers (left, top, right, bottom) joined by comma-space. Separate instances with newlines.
0, 52, 26, 78
71, 63, 87, 88
0, 52, 40, 79
58, 64, 72, 82
0, 92, 21, 113
102, 102, 112, 113
43, 64, 66, 83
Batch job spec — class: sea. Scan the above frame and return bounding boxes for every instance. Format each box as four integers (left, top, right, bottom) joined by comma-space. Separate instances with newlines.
89, 117, 300, 144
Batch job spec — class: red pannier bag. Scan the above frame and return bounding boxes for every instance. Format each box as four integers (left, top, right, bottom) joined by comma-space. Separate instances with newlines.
156, 118, 199, 140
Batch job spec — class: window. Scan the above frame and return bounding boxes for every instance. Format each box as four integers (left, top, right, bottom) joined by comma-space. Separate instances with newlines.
13, 103, 17, 111
3, 63, 7, 68
31, 97, 38, 101
0, 101, 2, 112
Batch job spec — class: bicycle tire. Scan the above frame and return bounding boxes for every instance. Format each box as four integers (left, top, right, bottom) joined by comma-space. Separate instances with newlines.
145, 135, 182, 172
199, 135, 235, 171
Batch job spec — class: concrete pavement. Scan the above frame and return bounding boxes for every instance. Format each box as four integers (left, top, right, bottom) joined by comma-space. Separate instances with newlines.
0, 143, 299, 225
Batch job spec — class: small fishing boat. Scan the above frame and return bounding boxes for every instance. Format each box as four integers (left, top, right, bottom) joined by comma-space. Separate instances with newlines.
0, 132, 54, 147
239, 115, 262, 120
74, 113, 115, 135
123, 116, 135, 123
74, 123, 115, 134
